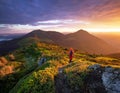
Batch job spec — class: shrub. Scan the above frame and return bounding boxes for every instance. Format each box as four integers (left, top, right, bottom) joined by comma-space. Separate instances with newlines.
8, 54, 15, 61
0, 57, 8, 64
0, 66, 13, 77
0, 61, 5, 67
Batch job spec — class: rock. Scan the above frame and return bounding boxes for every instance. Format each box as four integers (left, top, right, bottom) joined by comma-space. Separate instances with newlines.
86, 64, 107, 93
88, 64, 101, 70
38, 57, 46, 66
54, 73, 72, 93
88, 64, 120, 93
102, 67, 120, 93
58, 68, 63, 73
105, 66, 114, 72
55, 64, 120, 93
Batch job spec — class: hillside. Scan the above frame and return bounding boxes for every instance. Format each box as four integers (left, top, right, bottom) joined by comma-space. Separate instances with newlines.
107, 53, 120, 59
23, 29, 118, 54
0, 29, 118, 55
92, 32, 120, 50
61, 30, 118, 54
0, 39, 120, 93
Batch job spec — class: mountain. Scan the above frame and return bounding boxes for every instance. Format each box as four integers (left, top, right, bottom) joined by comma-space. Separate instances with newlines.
0, 38, 21, 55
61, 30, 118, 54
92, 32, 120, 50
23, 30, 65, 43
0, 29, 118, 55
0, 33, 25, 42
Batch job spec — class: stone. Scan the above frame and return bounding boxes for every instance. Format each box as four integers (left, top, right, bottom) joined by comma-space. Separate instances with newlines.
102, 67, 120, 93
88, 64, 101, 70
105, 66, 114, 72
38, 57, 46, 66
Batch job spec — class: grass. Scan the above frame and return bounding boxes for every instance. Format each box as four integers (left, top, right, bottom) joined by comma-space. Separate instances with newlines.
60, 61, 89, 92
11, 69, 56, 93
9, 41, 68, 93
9, 59, 67, 93
0, 39, 120, 93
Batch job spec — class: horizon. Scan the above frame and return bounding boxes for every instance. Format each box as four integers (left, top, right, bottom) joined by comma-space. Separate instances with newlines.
1, 29, 120, 34
0, 0, 120, 33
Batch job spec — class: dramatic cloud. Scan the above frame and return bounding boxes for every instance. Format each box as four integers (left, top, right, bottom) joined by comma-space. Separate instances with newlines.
37, 20, 90, 24
0, 0, 120, 33
0, 19, 90, 33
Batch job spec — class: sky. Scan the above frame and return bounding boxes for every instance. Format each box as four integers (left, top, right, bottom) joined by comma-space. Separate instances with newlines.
0, 0, 120, 33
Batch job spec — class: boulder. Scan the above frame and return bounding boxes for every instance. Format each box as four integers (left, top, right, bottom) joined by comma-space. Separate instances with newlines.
38, 57, 46, 66
87, 64, 120, 93
88, 64, 101, 70
102, 67, 120, 93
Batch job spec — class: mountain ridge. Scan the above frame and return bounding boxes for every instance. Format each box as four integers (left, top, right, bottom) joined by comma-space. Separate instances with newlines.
0, 29, 119, 55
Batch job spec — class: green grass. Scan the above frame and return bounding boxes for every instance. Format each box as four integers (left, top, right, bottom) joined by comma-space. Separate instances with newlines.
9, 41, 68, 93
0, 39, 120, 93
9, 59, 67, 93
10, 69, 56, 93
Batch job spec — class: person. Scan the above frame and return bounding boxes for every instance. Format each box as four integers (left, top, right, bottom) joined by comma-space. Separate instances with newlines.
69, 48, 74, 63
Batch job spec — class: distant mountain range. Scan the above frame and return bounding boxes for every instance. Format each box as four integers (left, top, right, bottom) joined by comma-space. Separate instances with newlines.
92, 32, 120, 50
0, 33, 25, 41
0, 29, 119, 55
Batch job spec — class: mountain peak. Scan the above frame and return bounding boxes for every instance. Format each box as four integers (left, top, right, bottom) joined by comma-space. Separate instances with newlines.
32, 29, 44, 33
76, 29, 89, 34
71, 29, 89, 36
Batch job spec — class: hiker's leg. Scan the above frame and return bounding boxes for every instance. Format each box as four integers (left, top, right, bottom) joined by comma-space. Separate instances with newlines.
69, 59, 71, 63
69, 58, 72, 63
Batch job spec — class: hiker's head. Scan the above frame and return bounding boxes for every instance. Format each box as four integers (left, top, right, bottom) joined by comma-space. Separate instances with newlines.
70, 48, 73, 51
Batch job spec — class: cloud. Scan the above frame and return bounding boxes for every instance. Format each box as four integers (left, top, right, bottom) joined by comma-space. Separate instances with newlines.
0, 0, 120, 32
86, 0, 120, 22
0, 0, 120, 24
36, 19, 90, 25
0, 23, 62, 33
0, 19, 90, 33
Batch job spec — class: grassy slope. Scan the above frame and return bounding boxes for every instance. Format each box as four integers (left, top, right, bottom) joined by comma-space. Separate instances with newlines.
9, 41, 68, 93
0, 39, 120, 93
